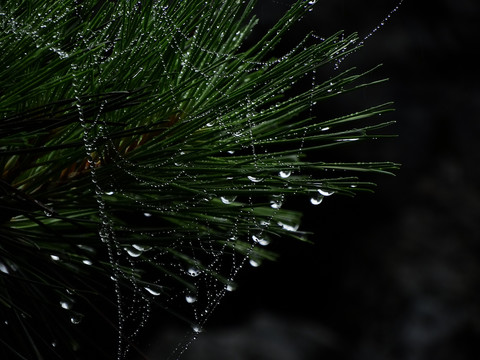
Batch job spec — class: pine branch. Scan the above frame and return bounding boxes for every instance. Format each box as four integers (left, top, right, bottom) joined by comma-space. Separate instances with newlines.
1, 1, 398, 359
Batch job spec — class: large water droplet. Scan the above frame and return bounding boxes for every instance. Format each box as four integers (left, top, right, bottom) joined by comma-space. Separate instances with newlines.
82, 259, 93, 266
50, 254, 60, 261
259, 220, 270, 227
310, 194, 324, 205
270, 195, 283, 209
60, 300, 72, 310
318, 188, 335, 196
249, 258, 261, 267
226, 284, 236, 292
252, 234, 270, 246
125, 247, 142, 257
185, 294, 197, 303
187, 267, 201, 277
70, 313, 83, 325
220, 195, 237, 204
0, 261, 9, 274
132, 244, 152, 251
247, 175, 263, 183
279, 170, 291, 178
278, 221, 300, 232
144, 285, 162, 296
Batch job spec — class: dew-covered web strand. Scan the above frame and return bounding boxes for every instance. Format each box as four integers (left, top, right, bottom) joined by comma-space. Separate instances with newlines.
67, 9, 156, 357
159, 0, 313, 73
333, 0, 405, 70
71, 68, 126, 360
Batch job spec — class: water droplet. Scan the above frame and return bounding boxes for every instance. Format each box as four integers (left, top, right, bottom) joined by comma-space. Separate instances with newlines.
143, 212, 152, 217
310, 194, 324, 205
105, 191, 115, 196
60, 300, 72, 310
249, 258, 261, 267
278, 221, 300, 232
144, 285, 162, 296
76, 244, 95, 253
82, 259, 93, 265
336, 138, 359, 142
50, 254, 60, 261
125, 247, 142, 257
185, 294, 197, 303
220, 195, 237, 204
187, 267, 201, 277
259, 220, 270, 227
51, 341, 57, 348
270, 201, 281, 209
0, 261, 9, 274
70, 313, 83, 325
226, 284, 236, 292
252, 234, 270, 246
192, 324, 203, 333
318, 188, 334, 196
270, 195, 283, 209
132, 244, 152, 251
279, 170, 292, 178
247, 175, 263, 183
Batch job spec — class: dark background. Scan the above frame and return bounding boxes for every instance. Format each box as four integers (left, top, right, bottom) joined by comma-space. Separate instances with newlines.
149, 1, 480, 359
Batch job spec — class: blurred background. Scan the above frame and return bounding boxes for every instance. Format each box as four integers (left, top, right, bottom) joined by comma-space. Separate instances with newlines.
147, 1, 480, 359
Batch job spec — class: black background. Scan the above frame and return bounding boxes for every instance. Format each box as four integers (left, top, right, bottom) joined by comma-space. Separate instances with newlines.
149, 1, 480, 359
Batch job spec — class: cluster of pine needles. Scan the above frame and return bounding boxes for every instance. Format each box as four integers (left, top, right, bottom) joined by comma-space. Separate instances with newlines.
0, 1, 397, 359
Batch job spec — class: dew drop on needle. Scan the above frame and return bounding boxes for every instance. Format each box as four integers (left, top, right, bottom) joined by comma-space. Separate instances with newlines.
278, 170, 291, 178
185, 294, 197, 303
220, 195, 237, 204
310, 194, 324, 205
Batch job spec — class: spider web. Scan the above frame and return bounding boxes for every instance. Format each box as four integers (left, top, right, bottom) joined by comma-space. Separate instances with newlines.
79, 3, 311, 358
0, 1, 402, 359
72, 1, 402, 359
